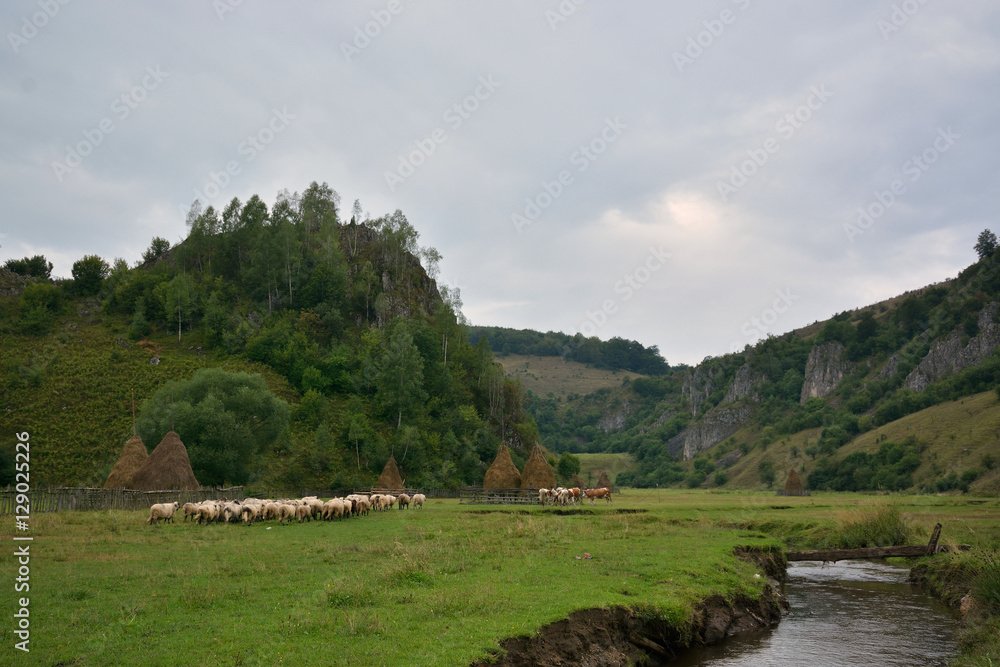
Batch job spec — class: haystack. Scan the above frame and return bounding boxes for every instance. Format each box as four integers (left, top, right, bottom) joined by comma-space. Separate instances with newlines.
130, 430, 200, 490
596, 471, 612, 489
376, 456, 404, 490
103, 435, 148, 488
785, 468, 803, 493
520, 443, 555, 490
485, 444, 521, 489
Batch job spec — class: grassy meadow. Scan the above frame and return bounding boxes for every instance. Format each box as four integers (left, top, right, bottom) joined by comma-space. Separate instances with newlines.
2, 491, 999, 666
495, 354, 646, 399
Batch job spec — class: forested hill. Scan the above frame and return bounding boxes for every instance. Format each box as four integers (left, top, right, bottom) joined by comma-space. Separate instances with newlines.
467, 326, 670, 376
0, 182, 539, 489
526, 232, 1000, 495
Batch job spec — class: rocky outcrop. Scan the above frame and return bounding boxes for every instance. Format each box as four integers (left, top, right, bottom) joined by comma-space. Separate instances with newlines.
598, 399, 633, 434
874, 354, 900, 381
667, 405, 753, 460
905, 303, 1000, 392
682, 365, 718, 417
723, 364, 765, 404
800, 341, 848, 403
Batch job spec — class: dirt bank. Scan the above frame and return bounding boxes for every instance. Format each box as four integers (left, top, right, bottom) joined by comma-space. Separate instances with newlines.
473, 547, 788, 666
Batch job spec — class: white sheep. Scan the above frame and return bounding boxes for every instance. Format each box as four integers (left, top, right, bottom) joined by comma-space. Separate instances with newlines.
181, 502, 199, 521
146, 502, 179, 525
397, 493, 411, 509
412, 493, 426, 509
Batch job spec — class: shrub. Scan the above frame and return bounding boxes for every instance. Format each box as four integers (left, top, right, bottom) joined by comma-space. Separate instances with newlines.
834, 501, 914, 549
71, 255, 110, 296
713, 471, 728, 487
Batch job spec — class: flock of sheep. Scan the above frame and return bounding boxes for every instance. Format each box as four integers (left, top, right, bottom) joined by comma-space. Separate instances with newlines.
145, 492, 426, 525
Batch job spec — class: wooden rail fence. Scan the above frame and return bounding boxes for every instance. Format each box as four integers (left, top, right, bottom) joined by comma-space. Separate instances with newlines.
460, 488, 540, 505
0, 486, 245, 514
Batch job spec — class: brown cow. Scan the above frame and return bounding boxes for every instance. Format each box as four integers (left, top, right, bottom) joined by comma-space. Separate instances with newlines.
583, 487, 612, 505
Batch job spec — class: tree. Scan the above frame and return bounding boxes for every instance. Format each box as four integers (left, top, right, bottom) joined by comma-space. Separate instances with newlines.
975, 229, 998, 260
557, 451, 581, 481
71, 255, 110, 295
376, 323, 428, 430
758, 458, 776, 488
4, 255, 52, 279
136, 368, 289, 486
142, 237, 171, 264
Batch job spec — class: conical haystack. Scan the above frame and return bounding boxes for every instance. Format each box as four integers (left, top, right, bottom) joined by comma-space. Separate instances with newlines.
520, 443, 555, 489
596, 471, 612, 489
785, 468, 803, 493
376, 456, 405, 490
103, 435, 148, 488
130, 430, 200, 490
485, 444, 522, 489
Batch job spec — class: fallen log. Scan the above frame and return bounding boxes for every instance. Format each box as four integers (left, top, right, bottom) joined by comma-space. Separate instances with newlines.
787, 545, 965, 561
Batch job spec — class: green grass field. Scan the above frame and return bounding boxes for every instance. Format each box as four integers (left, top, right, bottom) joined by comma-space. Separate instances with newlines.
2, 491, 998, 666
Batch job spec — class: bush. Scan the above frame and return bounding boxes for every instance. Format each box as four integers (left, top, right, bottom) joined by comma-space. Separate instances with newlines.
71, 255, 110, 296
758, 459, 776, 487
712, 471, 728, 487
834, 501, 914, 549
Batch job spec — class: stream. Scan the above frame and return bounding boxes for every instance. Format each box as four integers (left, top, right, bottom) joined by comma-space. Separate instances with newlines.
673, 560, 962, 666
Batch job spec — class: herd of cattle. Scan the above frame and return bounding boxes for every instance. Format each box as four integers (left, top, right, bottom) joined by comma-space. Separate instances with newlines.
144, 487, 615, 524
145, 493, 424, 525
538, 486, 612, 506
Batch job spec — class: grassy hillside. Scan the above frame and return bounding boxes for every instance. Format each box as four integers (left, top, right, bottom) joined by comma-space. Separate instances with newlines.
496, 354, 646, 399
1, 302, 298, 486
672, 392, 1000, 494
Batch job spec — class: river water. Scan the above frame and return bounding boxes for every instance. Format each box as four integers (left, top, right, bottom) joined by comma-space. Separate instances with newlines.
673, 560, 962, 667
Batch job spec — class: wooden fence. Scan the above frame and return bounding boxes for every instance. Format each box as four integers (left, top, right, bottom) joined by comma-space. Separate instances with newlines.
0, 486, 245, 514
460, 488, 540, 505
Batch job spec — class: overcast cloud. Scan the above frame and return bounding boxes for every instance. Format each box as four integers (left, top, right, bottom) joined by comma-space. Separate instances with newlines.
3, 1, 998, 364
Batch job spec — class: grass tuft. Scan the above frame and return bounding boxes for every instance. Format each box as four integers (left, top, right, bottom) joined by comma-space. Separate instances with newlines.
831, 500, 915, 548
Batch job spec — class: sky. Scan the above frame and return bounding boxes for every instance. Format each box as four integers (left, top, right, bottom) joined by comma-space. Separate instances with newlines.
2, 1, 998, 365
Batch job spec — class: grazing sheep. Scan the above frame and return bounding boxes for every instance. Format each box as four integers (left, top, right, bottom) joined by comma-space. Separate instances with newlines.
196, 502, 219, 525
263, 502, 280, 521
323, 498, 344, 520
397, 493, 410, 510
182, 502, 200, 521
412, 493, 426, 509
146, 502, 180, 525
278, 503, 296, 525
295, 504, 312, 523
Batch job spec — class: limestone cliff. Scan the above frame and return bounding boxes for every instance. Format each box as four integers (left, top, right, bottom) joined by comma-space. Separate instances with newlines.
800, 341, 848, 403
905, 303, 1000, 391
723, 364, 765, 404
667, 405, 753, 460
598, 399, 633, 434
682, 365, 718, 416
